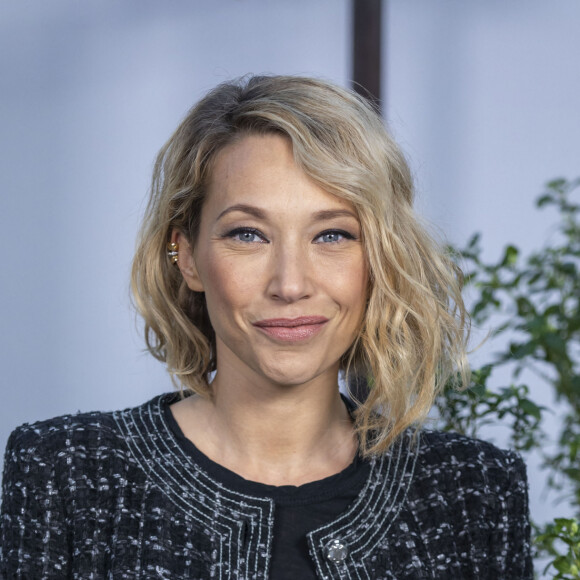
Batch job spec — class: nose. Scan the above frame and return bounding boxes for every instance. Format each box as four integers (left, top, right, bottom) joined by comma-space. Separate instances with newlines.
266, 243, 313, 303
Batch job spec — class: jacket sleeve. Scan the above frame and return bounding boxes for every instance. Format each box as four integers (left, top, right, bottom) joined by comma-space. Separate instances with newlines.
1, 425, 71, 579
501, 450, 533, 579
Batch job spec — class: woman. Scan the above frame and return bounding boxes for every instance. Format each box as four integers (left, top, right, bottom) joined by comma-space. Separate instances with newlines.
1, 75, 532, 579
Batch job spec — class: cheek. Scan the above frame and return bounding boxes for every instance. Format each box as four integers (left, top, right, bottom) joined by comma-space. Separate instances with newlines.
200, 253, 261, 320
325, 255, 368, 312
347, 271, 369, 322
343, 263, 369, 346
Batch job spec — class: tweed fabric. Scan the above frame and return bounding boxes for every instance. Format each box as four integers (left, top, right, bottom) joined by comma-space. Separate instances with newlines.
1, 393, 532, 579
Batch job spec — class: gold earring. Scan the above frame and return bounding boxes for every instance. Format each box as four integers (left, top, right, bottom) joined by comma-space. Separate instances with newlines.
167, 242, 179, 265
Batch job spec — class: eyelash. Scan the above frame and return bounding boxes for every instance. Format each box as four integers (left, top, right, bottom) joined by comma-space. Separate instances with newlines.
223, 227, 356, 244
313, 229, 356, 244
224, 227, 268, 243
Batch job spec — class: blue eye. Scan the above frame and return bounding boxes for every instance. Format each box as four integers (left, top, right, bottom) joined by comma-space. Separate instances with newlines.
314, 230, 355, 243
226, 228, 268, 243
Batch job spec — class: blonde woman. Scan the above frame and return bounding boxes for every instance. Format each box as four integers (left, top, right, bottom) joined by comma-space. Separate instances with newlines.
1, 75, 532, 579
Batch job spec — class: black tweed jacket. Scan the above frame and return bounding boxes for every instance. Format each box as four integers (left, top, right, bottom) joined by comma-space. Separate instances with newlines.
1, 393, 532, 579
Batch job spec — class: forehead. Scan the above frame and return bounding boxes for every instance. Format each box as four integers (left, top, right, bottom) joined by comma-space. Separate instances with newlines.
205, 133, 358, 219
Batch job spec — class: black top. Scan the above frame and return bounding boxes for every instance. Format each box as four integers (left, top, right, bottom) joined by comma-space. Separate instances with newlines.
1, 393, 533, 579
163, 400, 371, 579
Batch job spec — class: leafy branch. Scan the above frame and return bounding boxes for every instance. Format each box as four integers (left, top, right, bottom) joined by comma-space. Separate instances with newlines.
437, 177, 580, 576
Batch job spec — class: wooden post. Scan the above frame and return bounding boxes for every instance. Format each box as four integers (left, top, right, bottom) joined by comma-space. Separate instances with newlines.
352, 0, 383, 113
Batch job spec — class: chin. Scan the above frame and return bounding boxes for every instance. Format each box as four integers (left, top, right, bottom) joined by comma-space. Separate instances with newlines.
256, 360, 337, 390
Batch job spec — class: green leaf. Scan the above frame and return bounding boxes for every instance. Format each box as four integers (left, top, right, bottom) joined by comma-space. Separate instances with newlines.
546, 177, 568, 192
558, 262, 577, 275
516, 296, 536, 317
537, 194, 555, 207
553, 555, 573, 573
543, 332, 567, 353
510, 341, 536, 359
497, 245, 519, 267
466, 232, 481, 249
519, 399, 543, 420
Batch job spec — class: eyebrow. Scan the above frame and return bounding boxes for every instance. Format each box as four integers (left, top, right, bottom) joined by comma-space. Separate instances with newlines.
216, 204, 358, 222
311, 209, 359, 221
217, 204, 267, 221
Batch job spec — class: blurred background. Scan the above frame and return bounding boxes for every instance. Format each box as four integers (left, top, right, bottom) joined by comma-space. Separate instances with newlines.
1, 0, 579, 568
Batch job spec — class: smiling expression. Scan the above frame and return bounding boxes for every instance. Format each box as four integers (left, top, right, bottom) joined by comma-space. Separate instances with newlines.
178, 133, 368, 390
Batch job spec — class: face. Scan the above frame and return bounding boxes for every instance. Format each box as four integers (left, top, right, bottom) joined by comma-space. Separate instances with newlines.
177, 133, 368, 390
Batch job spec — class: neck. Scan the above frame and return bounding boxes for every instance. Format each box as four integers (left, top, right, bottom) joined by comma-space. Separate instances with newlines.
171, 371, 357, 486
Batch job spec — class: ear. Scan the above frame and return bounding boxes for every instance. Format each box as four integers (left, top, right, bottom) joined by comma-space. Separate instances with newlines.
171, 230, 205, 292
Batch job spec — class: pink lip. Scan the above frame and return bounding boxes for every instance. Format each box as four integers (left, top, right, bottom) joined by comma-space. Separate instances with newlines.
253, 316, 329, 342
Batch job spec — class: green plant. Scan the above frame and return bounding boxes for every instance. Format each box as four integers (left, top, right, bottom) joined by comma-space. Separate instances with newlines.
436, 177, 580, 576
536, 519, 580, 579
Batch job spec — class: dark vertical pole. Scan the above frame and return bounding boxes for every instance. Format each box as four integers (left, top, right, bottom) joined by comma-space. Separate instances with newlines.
352, 0, 383, 113
350, 0, 383, 404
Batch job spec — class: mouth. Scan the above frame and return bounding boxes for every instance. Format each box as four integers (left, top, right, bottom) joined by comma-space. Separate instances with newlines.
252, 316, 329, 342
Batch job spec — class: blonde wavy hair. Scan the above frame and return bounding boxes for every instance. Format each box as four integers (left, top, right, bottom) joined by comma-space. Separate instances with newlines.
132, 75, 470, 456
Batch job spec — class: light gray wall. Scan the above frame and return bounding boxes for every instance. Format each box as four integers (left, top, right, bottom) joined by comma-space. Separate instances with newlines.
0, 0, 350, 423
388, 0, 580, 255
387, 1, 580, 537
2, 0, 579, 560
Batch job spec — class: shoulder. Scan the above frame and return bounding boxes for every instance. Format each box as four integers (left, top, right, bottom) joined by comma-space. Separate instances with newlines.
7, 409, 117, 451
6, 407, 124, 466
367, 431, 533, 576
411, 429, 528, 501
418, 429, 524, 467
3, 393, 173, 477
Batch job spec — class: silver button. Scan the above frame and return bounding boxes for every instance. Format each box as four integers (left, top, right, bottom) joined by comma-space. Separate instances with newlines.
325, 538, 348, 563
